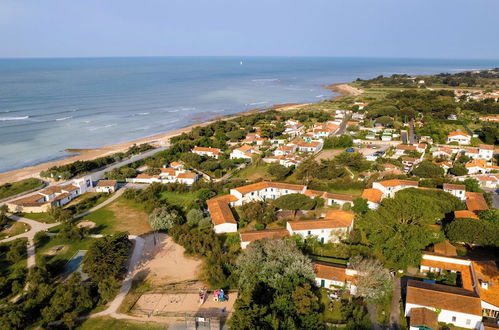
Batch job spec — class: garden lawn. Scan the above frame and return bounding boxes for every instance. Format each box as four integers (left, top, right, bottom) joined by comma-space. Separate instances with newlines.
18, 212, 56, 223
233, 163, 273, 181
0, 221, 30, 240
77, 317, 164, 330
35, 235, 95, 275
0, 178, 44, 200
160, 190, 197, 210
81, 196, 151, 235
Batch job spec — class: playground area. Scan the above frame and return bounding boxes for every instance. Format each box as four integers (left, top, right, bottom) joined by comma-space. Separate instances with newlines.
133, 290, 237, 317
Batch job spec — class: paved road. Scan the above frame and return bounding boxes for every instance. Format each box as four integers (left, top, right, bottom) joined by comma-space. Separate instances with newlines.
91, 147, 168, 181
408, 121, 416, 144
1, 214, 61, 268
335, 113, 352, 136
389, 277, 401, 330
92, 234, 146, 318
483, 188, 499, 209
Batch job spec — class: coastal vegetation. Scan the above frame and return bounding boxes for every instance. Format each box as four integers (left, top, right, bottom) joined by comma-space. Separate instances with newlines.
40, 143, 153, 180
0, 178, 44, 200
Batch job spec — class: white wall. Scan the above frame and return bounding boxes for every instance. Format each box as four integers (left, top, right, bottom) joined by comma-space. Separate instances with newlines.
405, 304, 481, 329
214, 223, 237, 234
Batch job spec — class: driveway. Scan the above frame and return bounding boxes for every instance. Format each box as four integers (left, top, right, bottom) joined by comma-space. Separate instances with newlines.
74, 188, 125, 219
1, 214, 60, 268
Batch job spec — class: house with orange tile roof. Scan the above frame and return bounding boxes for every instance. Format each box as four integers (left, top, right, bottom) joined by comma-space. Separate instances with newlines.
206, 195, 239, 233
454, 210, 479, 220
229, 145, 262, 160
443, 183, 467, 201
313, 261, 358, 293
465, 192, 489, 212
128, 164, 198, 185
303, 190, 354, 207
467, 174, 499, 189
447, 131, 471, 145
274, 143, 298, 156
263, 153, 303, 168
286, 210, 355, 243
8, 176, 93, 213
361, 188, 383, 209
432, 146, 455, 159
291, 140, 323, 153
466, 159, 499, 175
435, 161, 452, 174
191, 146, 221, 159
95, 180, 118, 193
229, 181, 306, 206
239, 229, 289, 249
405, 252, 499, 328
371, 179, 419, 198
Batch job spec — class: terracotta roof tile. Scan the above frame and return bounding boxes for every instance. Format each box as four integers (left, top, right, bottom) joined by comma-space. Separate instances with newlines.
473, 260, 499, 309
324, 193, 354, 202
443, 183, 466, 191
409, 308, 438, 330
96, 180, 117, 187
454, 210, 479, 219
234, 182, 305, 195
361, 188, 383, 203
239, 229, 289, 243
406, 280, 481, 315
465, 192, 489, 212
206, 195, 238, 226
377, 179, 419, 188
288, 217, 352, 231
313, 262, 354, 282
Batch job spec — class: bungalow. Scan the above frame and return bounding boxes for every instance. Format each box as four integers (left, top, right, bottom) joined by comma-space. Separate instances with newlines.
292, 140, 323, 153
465, 192, 489, 212
176, 172, 198, 185
8, 176, 93, 213
230, 145, 262, 160
470, 174, 499, 189
372, 179, 419, 198
263, 154, 303, 168
206, 195, 239, 234
361, 188, 383, 210
447, 131, 471, 145
313, 261, 358, 294
229, 181, 306, 206
239, 229, 289, 249
192, 146, 221, 159
478, 144, 494, 160
128, 166, 198, 185
95, 180, 118, 193
284, 121, 305, 137
443, 183, 466, 201
286, 210, 355, 244
303, 190, 354, 207
432, 147, 454, 160
395, 144, 417, 157
466, 159, 499, 174
274, 144, 298, 156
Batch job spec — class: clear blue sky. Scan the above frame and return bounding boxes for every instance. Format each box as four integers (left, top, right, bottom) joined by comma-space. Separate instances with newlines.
1, 0, 498, 59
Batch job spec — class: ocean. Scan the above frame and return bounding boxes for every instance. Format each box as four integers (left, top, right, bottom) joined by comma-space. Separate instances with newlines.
0, 56, 498, 173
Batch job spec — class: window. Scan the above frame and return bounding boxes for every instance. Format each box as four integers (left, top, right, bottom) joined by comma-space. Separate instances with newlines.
466, 319, 471, 325
307, 231, 311, 235
451, 316, 456, 322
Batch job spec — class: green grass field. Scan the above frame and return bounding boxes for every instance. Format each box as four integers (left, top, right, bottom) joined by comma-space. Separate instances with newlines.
35, 235, 96, 275
77, 317, 165, 330
233, 163, 273, 181
0, 178, 44, 200
81, 196, 151, 235
160, 190, 198, 209
18, 212, 56, 223
0, 221, 30, 240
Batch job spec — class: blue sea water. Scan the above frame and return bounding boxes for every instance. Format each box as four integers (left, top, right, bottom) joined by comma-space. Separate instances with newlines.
0, 56, 498, 173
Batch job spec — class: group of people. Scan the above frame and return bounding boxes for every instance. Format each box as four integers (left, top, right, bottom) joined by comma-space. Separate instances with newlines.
198, 289, 228, 304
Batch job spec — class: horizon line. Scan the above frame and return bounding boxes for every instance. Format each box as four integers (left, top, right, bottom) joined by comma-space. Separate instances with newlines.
0, 55, 499, 62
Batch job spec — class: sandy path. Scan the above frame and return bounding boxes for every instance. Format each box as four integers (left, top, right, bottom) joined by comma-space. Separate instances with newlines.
326, 83, 363, 99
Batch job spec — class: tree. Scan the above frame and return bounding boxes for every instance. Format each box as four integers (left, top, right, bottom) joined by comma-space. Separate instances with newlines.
449, 165, 467, 176
267, 164, 291, 179
273, 194, 315, 218
350, 256, 392, 303
478, 209, 499, 226
463, 178, 480, 192
148, 207, 183, 231
231, 240, 323, 329
323, 135, 354, 149
186, 208, 204, 227
352, 198, 369, 215
446, 219, 499, 246
357, 189, 461, 269
196, 188, 216, 201
412, 161, 444, 178
83, 232, 132, 282
295, 158, 320, 183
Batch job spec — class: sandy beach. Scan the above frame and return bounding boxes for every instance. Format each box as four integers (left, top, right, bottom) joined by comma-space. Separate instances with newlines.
0, 83, 361, 185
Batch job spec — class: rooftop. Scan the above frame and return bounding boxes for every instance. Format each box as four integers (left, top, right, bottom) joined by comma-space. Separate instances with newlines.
376, 179, 419, 188
206, 195, 238, 226
361, 188, 383, 204
443, 183, 466, 191
465, 192, 489, 212
233, 181, 305, 195
96, 180, 117, 187
239, 229, 289, 243
409, 308, 438, 330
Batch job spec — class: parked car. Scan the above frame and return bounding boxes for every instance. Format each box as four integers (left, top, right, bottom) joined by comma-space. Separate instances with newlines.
345, 148, 355, 152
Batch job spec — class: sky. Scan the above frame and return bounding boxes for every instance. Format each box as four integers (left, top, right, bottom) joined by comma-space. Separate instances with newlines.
1, 0, 499, 59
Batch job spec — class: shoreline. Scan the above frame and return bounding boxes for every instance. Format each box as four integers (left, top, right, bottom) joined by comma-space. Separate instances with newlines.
0, 83, 359, 185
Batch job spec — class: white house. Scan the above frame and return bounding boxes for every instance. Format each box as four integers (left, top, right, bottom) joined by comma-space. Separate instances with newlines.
207, 195, 238, 234
128, 166, 198, 185
443, 183, 467, 201
191, 146, 221, 159
292, 140, 323, 153
372, 179, 419, 198
447, 131, 471, 145
230, 145, 261, 160
229, 182, 306, 206
395, 144, 418, 157
263, 154, 303, 168
313, 262, 358, 294
284, 120, 305, 137
274, 144, 298, 156
361, 188, 383, 210
176, 172, 198, 185
478, 144, 494, 160
95, 180, 118, 193
286, 210, 355, 244
466, 159, 499, 174
405, 280, 483, 329
432, 147, 454, 160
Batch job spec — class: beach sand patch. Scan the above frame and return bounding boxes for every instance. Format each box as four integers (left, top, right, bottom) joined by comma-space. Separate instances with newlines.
76, 221, 96, 229
137, 234, 202, 286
